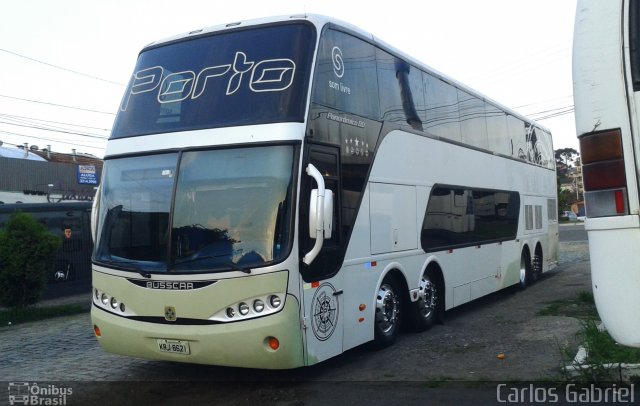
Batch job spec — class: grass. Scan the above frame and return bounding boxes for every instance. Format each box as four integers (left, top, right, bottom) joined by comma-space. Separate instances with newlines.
542, 291, 640, 383
538, 290, 598, 319
0, 303, 87, 327
578, 319, 640, 365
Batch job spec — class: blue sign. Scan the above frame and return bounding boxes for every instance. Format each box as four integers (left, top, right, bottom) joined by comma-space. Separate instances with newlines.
77, 165, 98, 185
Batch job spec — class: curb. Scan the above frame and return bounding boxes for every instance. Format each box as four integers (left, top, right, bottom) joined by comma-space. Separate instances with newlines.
564, 324, 640, 384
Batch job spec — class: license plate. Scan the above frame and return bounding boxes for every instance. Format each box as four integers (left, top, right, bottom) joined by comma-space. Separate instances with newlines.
157, 339, 190, 355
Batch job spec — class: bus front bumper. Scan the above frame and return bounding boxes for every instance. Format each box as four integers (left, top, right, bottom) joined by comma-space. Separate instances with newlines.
91, 296, 305, 369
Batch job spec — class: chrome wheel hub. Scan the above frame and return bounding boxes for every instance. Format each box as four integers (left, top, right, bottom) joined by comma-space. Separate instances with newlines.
375, 283, 399, 334
418, 275, 437, 319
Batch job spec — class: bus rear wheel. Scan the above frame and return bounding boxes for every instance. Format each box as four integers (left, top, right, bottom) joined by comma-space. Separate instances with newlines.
519, 250, 532, 289
532, 246, 543, 282
371, 275, 401, 349
408, 269, 439, 332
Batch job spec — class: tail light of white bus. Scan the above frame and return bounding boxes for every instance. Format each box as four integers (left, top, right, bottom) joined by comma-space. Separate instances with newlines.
579, 128, 629, 217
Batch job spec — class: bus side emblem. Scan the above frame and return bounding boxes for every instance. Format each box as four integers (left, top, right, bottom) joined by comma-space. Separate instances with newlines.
164, 306, 177, 322
311, 283, 339, 341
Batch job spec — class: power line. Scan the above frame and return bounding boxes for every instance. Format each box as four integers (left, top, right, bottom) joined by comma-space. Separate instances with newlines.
0, 112, 111, 132
0, 129, 106, 150
534, 108, 575, 121
0, 94, 116, 115
0, 114, 109, 137
0, 48, 125, 86
513, 95, 574, 110
0, 120, 108, 140
525, 105, 574, 117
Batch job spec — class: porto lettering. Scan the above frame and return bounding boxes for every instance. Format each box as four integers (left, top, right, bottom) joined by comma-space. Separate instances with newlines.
121, 51, 296, 110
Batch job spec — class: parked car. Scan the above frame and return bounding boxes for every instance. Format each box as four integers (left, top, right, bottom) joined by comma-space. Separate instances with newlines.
562, 211, 578, 221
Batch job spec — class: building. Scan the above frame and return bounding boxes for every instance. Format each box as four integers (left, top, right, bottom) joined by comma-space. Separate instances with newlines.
0, 143, 102, 204
0, 142, 101, 299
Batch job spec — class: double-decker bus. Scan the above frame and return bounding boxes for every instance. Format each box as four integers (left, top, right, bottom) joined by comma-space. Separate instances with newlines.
573, 0, 640, 347
91, 14, 558, 368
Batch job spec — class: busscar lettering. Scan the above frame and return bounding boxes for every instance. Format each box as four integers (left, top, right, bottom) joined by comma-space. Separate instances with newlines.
146, 281, 195, 290
120, 51, 296, 111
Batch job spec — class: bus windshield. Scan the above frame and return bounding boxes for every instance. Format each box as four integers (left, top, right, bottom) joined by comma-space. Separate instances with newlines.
111, 23, 315, 138
93, 145, 296, 273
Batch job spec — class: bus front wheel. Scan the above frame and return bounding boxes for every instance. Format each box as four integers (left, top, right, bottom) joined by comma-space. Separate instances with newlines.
371, 275, 402, 349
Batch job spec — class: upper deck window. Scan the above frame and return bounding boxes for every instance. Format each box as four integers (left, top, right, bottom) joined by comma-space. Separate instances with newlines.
111, 23, 316, 138
311, 29, 380, 119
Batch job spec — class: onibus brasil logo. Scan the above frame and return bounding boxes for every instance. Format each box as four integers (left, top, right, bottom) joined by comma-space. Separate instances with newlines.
8, 382, 72, 405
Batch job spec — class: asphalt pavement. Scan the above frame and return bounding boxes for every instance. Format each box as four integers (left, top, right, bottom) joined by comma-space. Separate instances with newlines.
0, 238, 599, 405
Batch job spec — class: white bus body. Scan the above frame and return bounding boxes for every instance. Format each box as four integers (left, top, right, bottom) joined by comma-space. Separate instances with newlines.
573, 0, 640, 347
91, 14, 558, 368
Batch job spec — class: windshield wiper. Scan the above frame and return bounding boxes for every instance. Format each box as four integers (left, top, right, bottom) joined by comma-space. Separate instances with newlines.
103, 259, 153, 278
173, 254, 251, 274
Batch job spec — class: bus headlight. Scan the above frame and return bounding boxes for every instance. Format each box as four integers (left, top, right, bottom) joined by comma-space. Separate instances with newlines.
210, 293, 286, 322
253, 299, 265, 313
269, 295, 282, 308
238, 302, 250, 316
94, 288, 128, 314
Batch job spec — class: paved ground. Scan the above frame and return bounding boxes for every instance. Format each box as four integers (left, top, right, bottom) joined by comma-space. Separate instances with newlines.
0, 238, 595, 404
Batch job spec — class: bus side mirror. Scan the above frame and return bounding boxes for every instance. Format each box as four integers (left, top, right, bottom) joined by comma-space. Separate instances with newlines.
303, 163, 331, 265
309, 188, 333, 239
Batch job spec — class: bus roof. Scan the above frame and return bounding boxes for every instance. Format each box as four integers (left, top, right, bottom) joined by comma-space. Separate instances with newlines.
141, 13, 549, 134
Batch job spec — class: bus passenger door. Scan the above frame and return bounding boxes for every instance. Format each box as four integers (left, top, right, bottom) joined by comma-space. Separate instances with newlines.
300, 145, 344, 364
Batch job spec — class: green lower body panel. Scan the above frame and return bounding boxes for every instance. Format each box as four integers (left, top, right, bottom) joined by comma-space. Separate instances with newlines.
91, 297, 304, 369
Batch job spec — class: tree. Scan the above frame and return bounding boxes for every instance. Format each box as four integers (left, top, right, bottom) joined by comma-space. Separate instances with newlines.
0, 212, 60, 308
555, 147, 579, 168
557, 176, 573, 216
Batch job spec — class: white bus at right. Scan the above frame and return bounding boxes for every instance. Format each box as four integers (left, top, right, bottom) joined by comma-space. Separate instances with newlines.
573, 0, 640, 347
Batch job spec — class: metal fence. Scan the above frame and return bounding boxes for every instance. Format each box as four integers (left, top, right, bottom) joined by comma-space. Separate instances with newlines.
0, 202, 93, 299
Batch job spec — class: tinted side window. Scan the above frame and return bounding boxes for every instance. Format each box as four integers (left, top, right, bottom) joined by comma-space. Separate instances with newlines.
424, 74, 462, 141
312, 29, 380, 119
486, 103, 510, 156
421, 186, 520, 252
377, 48, 425, 130
630, 0, 640, 91
458, 90, 488, 149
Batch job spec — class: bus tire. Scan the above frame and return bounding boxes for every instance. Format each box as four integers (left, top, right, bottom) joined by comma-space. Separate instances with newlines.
532, 245, 543, 282
370, 274, 402, 349
519, 249, 532, 289
408, 268, 440, 332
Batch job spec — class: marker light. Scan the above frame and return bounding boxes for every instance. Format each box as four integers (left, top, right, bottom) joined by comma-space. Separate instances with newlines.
93, 325, 101, 337
267, 336, 280, 350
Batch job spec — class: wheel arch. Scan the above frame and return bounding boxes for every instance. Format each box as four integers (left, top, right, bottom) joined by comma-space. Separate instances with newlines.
420, 257, 445, 309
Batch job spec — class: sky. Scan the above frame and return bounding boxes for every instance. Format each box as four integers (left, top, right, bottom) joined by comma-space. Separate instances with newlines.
0, 0, 578, 159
